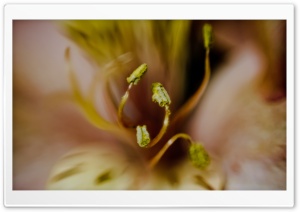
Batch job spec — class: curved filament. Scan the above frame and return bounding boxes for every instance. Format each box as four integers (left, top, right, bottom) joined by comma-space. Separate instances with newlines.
145, 106, 171, 148
172, 49, 211, 125
172, 24, 212, 125
117, 83, 133, 127
149, 133, 192, 169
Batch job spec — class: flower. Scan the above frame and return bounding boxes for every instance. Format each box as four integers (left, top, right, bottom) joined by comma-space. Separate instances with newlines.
13, 20, 286, 190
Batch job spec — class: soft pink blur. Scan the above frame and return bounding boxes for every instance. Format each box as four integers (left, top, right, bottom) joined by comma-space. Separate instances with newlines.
13, 21, 118, 189
187, 21, 286, 189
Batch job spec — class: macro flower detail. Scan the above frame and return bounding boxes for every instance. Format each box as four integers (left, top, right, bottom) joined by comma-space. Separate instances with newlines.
189, 143, 210, 169
13, 20, 286, 191
136, 125, 151, 147
151, 82, 171, 107
45, 22, 216, 190
203, 23, 212, 49
126, 63, 148, 85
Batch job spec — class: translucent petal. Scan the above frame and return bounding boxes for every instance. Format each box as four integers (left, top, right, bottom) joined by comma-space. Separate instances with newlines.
46, 144, 149, 190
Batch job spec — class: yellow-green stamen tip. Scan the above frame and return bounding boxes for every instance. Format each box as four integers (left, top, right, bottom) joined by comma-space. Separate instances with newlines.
152, 82, 171, 107
189, 143, 210, 169
136, 125, 151, 147
126, 63, 147, 85
203, 24, 212, 49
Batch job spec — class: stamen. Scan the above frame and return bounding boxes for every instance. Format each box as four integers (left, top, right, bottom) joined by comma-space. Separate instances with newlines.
118, 64, 147, 127
118, 83, 133, 127
148, 131, 212, 190
189, 143, 210, 169
172, 23, 212, 125
127, 63, 148, 85
136, 83, 171, 148
136, 125, 151, 147
149, 133, 210, 170
148, 82, 171, 147
147, 105, 171, 148
152, 82, 171, 107
149, 133, 192, 169
148, 133, 213, 189
203, 23, 212, 50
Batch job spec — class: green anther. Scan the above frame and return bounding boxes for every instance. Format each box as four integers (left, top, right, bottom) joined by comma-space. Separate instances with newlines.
126, 63, 147, 85
136, 125, 151, 147
152, 82, 171, 107
203, 24, 212, 49
189, 143, 210, 169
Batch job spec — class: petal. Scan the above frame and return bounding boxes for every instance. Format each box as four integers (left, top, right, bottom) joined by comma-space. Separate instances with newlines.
187, 34, 286, 189
47, 143, 149, 190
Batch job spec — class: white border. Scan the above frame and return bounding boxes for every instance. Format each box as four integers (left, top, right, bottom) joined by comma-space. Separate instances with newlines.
3, 4, 294, 207
3, 4, 294, 20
